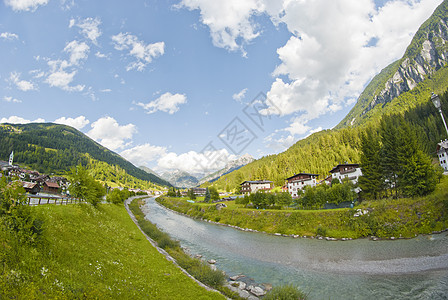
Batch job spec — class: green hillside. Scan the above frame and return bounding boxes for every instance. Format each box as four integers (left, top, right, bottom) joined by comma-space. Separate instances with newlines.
0, 201, 223, 299
0, 123, 172, 188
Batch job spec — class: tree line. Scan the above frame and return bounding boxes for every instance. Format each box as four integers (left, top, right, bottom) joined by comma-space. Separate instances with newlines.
209, 91, 448, 200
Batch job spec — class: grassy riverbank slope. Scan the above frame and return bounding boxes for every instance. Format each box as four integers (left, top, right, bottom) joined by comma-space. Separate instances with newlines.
157, 177, 448, 239
0, 203, 223, 299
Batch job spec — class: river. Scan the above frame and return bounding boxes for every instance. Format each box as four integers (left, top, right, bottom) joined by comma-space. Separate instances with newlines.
141, 198, 448, 299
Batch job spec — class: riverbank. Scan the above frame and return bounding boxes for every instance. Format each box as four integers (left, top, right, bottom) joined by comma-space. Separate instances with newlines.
157, 177, 448, 240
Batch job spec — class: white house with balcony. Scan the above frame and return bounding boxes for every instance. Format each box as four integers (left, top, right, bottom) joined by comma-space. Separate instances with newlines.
436, 140, 448, 171
286, 173, 319, 198
329, 163, 363, 184
240, 180, 273, 195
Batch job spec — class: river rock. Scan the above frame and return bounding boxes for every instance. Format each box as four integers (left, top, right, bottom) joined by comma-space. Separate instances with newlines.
230, 274, 245, 281
250, 286, 266, 297
247, 295, 259, 300
263, 283, 273, 291
195, 254, 202, 259
208, 259, 216, 264
238, 281, 247, 290
239, 289, 251, 298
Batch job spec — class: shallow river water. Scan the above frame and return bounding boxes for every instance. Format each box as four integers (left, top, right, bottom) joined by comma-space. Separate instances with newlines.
141, 198, 448, 299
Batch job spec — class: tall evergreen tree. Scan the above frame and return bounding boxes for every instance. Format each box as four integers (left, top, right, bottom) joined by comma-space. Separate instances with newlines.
358, 128, 383, 199
380, 115, 402, 198
204, 188, 211, 203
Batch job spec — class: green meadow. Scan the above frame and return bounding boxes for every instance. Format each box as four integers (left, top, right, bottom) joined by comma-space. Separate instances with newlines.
0, 202, 224, 299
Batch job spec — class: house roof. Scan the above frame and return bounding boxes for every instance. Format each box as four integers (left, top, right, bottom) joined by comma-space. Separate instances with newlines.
329, 163, 360, 173
240, 180, 273, 185
437, 140, 448, 152
44, 181, 60, 188
285, 173, 318, 181
22, 181, 38, 189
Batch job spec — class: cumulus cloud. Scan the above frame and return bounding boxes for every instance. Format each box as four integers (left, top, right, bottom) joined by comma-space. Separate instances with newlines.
64, 40, 90, 65
156, 148, 235, 174
4, 0, 49, 12
178, 0, 264, 55
120, 144, 168, 167
0, 115, 45, 124
0, 32, 19, 40
3, 96, 22, 103
54, 116, 90, 130
9, 72, 37, 91
180, 0, 440, 128
87, 116, 137, 151
111, 32, 165, 71
45, 68, 84, 92
44, 39, 90, 92
136, 92, 187, 114
69, 17, 102, 44
232, 88, 248, 102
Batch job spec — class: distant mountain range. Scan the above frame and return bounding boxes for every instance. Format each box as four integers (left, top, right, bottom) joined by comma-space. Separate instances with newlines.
198, 154, 254, 185
151, 154, 255, 188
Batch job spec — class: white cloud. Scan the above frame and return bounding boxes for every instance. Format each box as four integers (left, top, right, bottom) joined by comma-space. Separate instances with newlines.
43, 40, 89, 92
111, 32, 165, 71
3, 96, 22, 103
264, 0, 441, 121
120, 144, 168, 167
232, 88, 248, 102
181, 0, 440, 124
0, 32, 19, 40
64, 40, 90, 65
95, 51, 108, 58
9, 72, 37, 91
0, 116, 45, 124
156, 148, 235, 175
87, 116, 137, 151
178, 0, 264, 55
137, 92, 187, 114
45, 69, 84, 92
4, 0, 49, 12
69, 17, 102, 44
54, 116, 90, 130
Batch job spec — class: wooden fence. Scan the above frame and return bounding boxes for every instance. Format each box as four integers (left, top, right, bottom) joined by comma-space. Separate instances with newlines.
26, 195, 84, 206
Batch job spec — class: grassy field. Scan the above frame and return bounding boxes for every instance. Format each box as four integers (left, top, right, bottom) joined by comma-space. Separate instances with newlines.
0, 202, 224, 299
157, 177, 448, 239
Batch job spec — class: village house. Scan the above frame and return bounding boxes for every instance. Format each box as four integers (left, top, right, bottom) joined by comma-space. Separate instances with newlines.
192, 187, 207, 196
240, 180, 273, 195
42, 181, 60, 194
22, 181, 40, 194
329, 163, 363, 184
285, 173, 319, 198
436, 140, 448, 171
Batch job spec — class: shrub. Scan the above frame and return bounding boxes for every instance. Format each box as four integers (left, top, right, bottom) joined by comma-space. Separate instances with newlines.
316, 225, 327, 237
264, 284, 308, 300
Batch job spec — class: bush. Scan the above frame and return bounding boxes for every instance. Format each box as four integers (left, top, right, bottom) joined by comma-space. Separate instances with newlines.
157, 235, 180, 250
264, 284, 308, 300
316, 225, 327, 237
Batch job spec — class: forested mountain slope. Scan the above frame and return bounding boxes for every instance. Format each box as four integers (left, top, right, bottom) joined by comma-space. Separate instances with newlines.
0, 123, 172, 187
209, 1, 448, 191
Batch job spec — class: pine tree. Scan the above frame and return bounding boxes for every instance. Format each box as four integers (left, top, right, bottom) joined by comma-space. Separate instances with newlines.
204, 188, 211, 203
358, 128, 383, 199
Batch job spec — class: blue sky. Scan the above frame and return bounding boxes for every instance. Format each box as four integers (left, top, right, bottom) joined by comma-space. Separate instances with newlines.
0, 0, 443, 177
